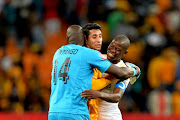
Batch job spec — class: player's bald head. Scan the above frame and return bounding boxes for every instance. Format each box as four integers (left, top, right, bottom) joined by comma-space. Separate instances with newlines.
114, 35, 130, 51
67, 25, 84, 46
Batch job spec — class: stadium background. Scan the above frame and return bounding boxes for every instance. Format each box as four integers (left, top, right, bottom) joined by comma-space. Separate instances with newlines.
0, 0, 180, 119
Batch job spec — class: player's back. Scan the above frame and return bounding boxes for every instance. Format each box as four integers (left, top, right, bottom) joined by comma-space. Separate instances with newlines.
49, 44, 111, 116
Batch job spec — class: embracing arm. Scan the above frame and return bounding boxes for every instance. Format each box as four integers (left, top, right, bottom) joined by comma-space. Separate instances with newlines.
99, 88, 123, 103
81, 88, 123, 103
106, 63, 141, 81
82, 78, 131, 103
106, 64, 133, 80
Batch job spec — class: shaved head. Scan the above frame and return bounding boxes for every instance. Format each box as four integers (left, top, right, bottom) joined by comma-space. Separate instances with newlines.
107, 35, 130, 63
114, 35, 130, 51
67, 25, 84, 46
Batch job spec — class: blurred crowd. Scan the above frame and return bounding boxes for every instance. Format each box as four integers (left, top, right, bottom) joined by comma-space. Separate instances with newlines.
0, 0, 180, 117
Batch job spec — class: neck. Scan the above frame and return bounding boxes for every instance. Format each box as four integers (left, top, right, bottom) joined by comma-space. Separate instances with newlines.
111, 59, 121, 64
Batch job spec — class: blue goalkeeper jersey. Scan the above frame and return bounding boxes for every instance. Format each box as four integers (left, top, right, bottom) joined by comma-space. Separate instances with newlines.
49, 44, 111, 116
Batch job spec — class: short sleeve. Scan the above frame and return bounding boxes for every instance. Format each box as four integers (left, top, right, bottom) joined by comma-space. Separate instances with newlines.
85, 49, 111, 73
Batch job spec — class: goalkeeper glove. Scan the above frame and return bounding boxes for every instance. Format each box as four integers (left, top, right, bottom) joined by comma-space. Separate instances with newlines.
125, 62, 141, 79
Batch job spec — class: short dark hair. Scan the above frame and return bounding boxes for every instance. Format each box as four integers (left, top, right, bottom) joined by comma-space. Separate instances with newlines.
82, 23, 101, 40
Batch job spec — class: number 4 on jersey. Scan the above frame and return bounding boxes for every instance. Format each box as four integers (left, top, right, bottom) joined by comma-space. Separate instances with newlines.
59, 58, 71, 84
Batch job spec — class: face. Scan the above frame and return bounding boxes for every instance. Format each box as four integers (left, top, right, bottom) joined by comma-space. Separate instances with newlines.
86, 29, 102, 51
107, 39, 126, 63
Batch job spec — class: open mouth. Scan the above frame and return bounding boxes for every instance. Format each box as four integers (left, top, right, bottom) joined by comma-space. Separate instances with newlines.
107, 52, 114, 58
96, 44, 101, 48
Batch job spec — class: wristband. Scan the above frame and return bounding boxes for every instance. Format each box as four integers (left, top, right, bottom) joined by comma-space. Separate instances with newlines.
132, 67, 137, 77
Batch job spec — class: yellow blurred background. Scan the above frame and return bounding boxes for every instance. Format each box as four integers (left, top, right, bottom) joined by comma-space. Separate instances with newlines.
0, 0, 180, 119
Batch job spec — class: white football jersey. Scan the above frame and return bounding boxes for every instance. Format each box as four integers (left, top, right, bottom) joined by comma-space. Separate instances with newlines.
98, 60, 129, 120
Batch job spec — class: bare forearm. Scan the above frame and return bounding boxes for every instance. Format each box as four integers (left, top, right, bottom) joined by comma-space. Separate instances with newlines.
116, 67, 134, 79
98, 91, 121, 103
81, 89, 121, 103
106, 64, 134, 80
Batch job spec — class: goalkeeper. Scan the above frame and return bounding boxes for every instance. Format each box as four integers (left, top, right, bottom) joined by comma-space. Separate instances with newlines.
81, 35, 141, 120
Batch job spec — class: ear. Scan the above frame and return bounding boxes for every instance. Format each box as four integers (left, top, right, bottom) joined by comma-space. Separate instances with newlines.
83, 35, 88, 46
124, 50, 128, 56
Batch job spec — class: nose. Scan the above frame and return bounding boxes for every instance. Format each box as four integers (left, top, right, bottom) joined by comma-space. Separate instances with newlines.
97, 37, 102, 43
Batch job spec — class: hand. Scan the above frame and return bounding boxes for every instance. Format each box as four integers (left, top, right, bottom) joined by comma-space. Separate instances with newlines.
81, 89, 101, 99
125, 62, 141, 79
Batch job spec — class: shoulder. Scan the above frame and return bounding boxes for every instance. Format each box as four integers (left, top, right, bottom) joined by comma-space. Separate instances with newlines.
82, 47, 101, 55
116, 60, 127, 67
102, 54, 107, 58
82, 46, 99, 52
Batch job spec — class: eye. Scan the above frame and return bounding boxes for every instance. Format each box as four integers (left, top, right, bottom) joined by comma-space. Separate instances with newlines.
92, 35, 97, 39
99, 34, 102, 38
116, 49, 121, 52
